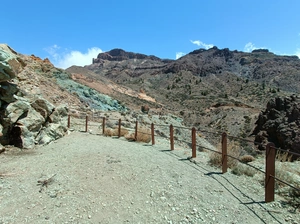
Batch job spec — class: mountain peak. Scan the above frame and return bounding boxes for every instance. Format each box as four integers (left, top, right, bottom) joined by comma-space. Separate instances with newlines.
93, 48, 161, 63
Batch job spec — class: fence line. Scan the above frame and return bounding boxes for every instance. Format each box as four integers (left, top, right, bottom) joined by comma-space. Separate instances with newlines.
67, 114, 300, 203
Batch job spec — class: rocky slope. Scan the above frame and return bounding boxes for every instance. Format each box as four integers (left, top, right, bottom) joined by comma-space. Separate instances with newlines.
0, 44, 127, 149
0, 44, 68, 148
71, 47, 299, 141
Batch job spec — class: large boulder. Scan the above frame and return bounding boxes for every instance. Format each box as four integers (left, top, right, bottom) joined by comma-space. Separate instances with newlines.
4, 97, 31, 124
5, 98, 68, 148
35, 104, 68, 145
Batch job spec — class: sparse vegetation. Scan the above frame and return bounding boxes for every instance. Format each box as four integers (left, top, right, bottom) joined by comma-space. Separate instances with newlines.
104, 128, 129, 137
124, 127, 151, 143
288, 183, 300, 210
209, 141, 241, 168
231, 163, 257, 177
104, 128, 115, 137
276, 150, 293, 162
239, 155, 255, 163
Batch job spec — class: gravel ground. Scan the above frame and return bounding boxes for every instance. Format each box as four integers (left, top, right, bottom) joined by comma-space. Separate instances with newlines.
0, 131, 299, 224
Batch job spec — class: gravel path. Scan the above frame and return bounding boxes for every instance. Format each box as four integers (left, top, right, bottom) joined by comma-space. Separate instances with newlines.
0, 132, 299, 224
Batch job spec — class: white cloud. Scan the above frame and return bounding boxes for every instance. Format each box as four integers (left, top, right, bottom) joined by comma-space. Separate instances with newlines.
244, 42, 257, 52
296, 49, 300, 59
176, 52, 186, 59
44, 45, 103, 69
244, 42, 270, 53
44, 44, 61, 61
190, 40, 214, 49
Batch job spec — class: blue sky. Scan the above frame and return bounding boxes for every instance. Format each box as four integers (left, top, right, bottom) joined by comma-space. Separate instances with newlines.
2, 0, 300, 68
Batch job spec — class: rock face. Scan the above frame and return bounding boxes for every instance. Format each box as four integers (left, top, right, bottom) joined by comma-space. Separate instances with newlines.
0, 44, 24, 81
93, 48, 162, 63
252, 95, 300, 159
89, 46, 300, 93
0, 44, 68, 148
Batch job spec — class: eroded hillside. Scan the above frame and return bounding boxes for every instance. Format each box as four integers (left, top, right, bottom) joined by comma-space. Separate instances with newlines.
69, 47, 299, 139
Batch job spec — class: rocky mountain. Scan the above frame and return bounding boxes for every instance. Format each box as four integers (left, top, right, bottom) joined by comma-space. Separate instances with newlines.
93, 48, 164, 62
71, 47, 299, 141
87, 47, 300, 93
2, 43, 300, 157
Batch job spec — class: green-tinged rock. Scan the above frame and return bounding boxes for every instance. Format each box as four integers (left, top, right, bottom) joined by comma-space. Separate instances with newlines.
31, 97, 55, 118
19, 126, 35, 149
35, 123, 67, 145
0, 81, 18, 103
56, 75, 127, 111
4, 97, 31, 124
0, 44, 23, 81
17, 107, 45, 132
49, 104, 68, 124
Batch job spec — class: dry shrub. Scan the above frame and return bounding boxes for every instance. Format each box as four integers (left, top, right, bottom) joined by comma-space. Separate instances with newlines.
209, 140, 241, 168
120, 128, 129, 137
141, 105, 150, 114
273, 165, 300, 210
231, 163, 257, 177
124, 128, 151, 143
103, 128, 115, 137
289, 183, 300, 210
239, 155, 255, 163
124, 132, 135, 141
104, 128, 129, 137
276, 150, 293, 162
274, 167, 297, 190
113, 128, 129, 137
136, 128, 151, 143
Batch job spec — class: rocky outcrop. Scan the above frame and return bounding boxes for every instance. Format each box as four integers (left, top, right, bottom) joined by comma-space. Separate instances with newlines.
252, 95, 300, 159
0, 44, 25, 81
93, 48, 162, 63
0, 44, 68, 149
89, 46, 300, 93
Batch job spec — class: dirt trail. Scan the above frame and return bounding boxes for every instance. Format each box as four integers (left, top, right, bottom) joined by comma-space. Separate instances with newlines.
0, 132, 298, 224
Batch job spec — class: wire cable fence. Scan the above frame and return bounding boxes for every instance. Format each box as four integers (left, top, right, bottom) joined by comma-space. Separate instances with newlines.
67, 113, 300, 203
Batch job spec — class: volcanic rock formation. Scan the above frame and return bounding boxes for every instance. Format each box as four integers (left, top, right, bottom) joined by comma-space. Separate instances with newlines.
0, 44, 68, 148
253, 95, 300, 159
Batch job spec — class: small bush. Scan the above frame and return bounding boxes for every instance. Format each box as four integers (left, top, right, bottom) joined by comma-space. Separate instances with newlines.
124, 127, 151, 143
239, 155, 255, 163
141, 105, 150, 114
209, 141, 241, 168
103, 128, 115, 137
104, 128, 129, 137
113, 128, 129, 137
276, 151, 293, 162
288, 183, 300, 210
232, 163, 257, 177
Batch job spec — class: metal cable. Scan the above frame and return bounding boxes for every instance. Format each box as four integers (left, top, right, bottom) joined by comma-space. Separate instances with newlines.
270, 175, 300, 192
271, 146, 300, 157
226, 154, 265, 174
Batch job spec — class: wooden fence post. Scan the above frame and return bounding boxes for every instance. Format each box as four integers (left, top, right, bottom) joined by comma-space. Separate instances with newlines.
102, 117, 106, 135
85, 115, 88, 132
135, 120, 138, 141
265, 142, 276, 203
67, 115, 70, 128
222, 132, 227, 174
170, 124, 174, 150
151, 123, 155, 145
118, 119, 121, 138
192, 127, 196, 158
